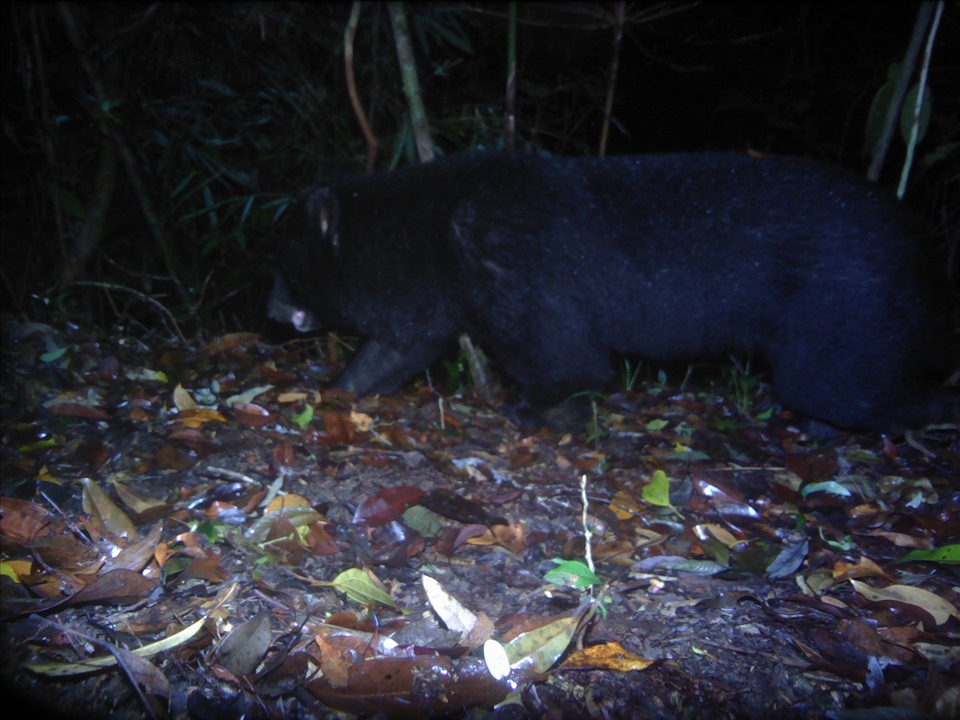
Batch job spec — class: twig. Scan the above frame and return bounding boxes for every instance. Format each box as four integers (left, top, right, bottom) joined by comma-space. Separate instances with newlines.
67, 280, 189, 347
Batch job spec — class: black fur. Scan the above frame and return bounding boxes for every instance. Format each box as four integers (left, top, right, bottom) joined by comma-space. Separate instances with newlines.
269, 152, 956, 432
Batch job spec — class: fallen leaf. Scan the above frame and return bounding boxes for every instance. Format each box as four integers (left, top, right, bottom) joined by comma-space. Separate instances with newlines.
326, 568, 397, 608
353, 486, 427, 527
81, 478, 137, 540
422, 574, 477, 634
215, 610, 273, 675
560, 641, 655, 672
851, 579, 959, 628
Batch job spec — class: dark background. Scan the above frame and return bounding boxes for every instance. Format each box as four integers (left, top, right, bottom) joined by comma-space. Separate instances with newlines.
2, 2, 958, 341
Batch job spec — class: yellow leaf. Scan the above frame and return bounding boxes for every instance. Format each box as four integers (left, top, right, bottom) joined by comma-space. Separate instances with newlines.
560, 641, 655, 672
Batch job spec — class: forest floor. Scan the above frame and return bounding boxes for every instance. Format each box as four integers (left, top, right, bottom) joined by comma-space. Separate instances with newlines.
2, 322, 958, 720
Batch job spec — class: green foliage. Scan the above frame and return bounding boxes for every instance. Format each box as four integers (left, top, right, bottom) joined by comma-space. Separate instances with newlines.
863, 62, 933, 156
643, 469, 681, 516
897, 545, 960, 566
440, 343, 494, 395
621, 359, 643, 392
723, 362, 772, 421
544, 559, 601, 589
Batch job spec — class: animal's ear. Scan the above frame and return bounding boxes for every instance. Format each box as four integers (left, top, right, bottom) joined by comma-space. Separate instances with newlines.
304, 187, 341, 256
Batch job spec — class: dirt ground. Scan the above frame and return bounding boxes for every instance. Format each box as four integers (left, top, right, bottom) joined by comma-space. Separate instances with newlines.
2, 325, 958, 719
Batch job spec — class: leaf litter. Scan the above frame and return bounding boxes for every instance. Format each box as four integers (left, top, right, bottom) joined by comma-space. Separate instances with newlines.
1, 324, 958, 719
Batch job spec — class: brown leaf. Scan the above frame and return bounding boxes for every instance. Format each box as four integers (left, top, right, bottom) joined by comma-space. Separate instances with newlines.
353, 486, 427, 527
0, 497, 64, 547
420, 488, 506, 526
304, 522, 340, 556
206, 333, 260, 356
46, 403, 109, 420
305, 655, 515, 717
103, 522, 164, 574
178, 550, 230, 584
32, 568, 159, 614
175, 408, 228, 429
113, 646, 171, 719
81, 477, 138, 540
230, 402, 273, 427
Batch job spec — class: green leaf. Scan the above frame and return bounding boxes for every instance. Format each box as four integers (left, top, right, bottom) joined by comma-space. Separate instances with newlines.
900, 83, 932, 145
863, 63, 898, 156
39, 347, 68, 364
801, 481, 853, 498
544, 559, 600, 589
642, 470, 678, 514
330, 568, 397, 608
503, 603, 593, 674
897, 544, 960, 566
291, 403, 314, 429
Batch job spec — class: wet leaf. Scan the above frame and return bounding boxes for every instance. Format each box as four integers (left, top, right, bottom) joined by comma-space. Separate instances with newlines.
305, 655, 516, 716
465, 523, 527, 555
63, 568, 158, 609
832, 556, 893, 581
175, 408, 228, 428
801, 480, 853, 498
350, 409, 374, 432
1, 560, 33, 582
102, 521, 163, 573
402, 504, 446, 538
264, 493, 311, 514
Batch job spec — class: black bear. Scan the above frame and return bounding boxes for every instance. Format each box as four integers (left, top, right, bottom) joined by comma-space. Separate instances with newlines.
268, 152, 956, 432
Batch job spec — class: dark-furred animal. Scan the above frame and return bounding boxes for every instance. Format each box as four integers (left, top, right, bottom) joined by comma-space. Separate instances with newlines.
269, 152, 956, 432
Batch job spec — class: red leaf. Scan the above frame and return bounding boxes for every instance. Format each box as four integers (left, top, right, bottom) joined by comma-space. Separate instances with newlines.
353, 487, 427, 526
